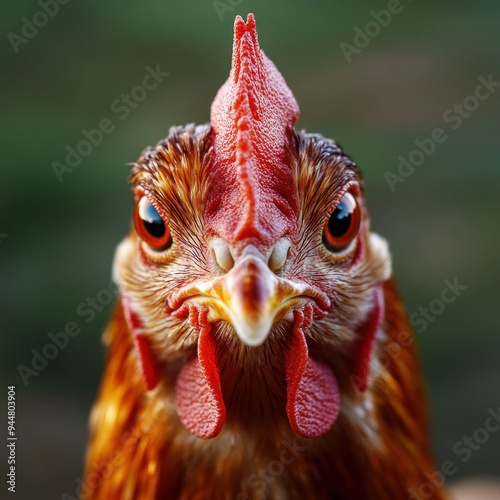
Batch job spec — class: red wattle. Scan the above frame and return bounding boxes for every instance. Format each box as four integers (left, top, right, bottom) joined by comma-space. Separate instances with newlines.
286, 311, 340, 438
175, 315, 226, 439
133, 334, 160, 391
352, 286, 384, 393
122, 297, 160, 391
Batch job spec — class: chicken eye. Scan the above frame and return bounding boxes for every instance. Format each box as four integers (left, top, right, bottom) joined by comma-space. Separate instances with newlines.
323, 192, 360, 253
134, 196, 172, 251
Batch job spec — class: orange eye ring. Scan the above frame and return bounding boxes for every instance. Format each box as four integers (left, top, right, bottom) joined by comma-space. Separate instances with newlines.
134, 196, 172, 251
322, 191, 361, 253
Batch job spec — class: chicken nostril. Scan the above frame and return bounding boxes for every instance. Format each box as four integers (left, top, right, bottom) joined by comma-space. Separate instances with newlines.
211, 238, 235, 271
269, 238, 290, 272
211, 239, 289, 273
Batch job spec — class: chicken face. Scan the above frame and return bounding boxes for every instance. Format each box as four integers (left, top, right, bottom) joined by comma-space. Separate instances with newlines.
113, 14, 391, 441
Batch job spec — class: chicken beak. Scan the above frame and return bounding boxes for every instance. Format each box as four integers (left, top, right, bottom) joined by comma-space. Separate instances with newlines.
170, 244, 325, 347
217, 255, 278, 345
205, 251, 303, 347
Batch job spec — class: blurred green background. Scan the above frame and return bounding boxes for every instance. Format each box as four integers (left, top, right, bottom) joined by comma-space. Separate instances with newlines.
1, 1, 499, 497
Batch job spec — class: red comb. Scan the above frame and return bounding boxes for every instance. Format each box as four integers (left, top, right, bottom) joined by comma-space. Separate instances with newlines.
208, 14, 300, 248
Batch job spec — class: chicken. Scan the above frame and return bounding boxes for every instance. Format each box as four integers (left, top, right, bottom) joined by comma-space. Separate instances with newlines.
83, 13, 447, 500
